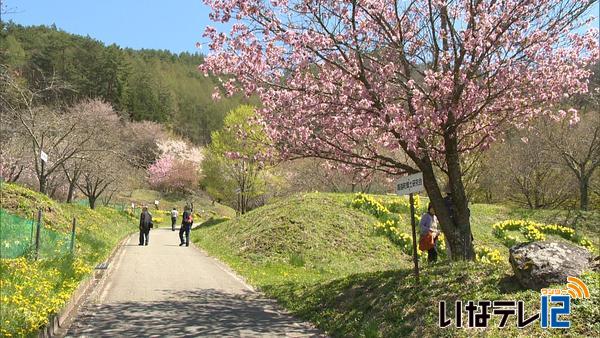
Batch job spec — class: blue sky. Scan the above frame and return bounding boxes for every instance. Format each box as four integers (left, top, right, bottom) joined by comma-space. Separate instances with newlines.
2, 0, 222, 54
2, 0, 598, 54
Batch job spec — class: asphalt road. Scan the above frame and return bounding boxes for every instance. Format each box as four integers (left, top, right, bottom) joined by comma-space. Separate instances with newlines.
64, 228, 322, 337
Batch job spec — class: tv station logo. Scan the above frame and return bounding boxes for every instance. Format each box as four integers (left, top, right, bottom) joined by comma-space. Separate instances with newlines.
439, 276, 590, 329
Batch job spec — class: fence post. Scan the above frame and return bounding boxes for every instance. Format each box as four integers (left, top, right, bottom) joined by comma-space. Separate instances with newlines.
34, 209, 42, 260
70, 217, 77, 254
30, 211, 35, 244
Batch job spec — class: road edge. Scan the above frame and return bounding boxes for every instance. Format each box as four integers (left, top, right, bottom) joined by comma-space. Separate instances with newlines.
39, 232, 134, 338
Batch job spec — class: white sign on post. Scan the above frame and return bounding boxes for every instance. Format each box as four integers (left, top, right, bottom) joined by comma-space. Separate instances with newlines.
154, 200, 159, 205
40, 151, 48, 163
395, 171, 424, 283
395, 172, 424, 196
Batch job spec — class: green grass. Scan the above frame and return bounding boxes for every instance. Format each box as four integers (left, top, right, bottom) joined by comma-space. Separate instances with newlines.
191, 192, 599, 337
193, 193, 409, 280
0, 183, 137, 336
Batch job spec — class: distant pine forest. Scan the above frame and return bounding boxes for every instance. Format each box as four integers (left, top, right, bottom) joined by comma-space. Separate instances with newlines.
0, 22, 252, 144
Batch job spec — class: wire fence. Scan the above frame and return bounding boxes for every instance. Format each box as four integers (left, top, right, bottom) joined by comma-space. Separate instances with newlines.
0, 209, 74, 259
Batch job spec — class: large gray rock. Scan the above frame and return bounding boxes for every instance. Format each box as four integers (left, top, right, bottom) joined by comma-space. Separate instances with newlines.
509, 240, 593, 289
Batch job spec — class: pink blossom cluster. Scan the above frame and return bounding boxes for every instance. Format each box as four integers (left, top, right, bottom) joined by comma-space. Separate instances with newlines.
147, 154, 198, 192
200, 0, 598, 173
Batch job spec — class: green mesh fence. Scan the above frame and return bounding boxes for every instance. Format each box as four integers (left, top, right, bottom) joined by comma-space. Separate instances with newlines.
0, 209, 73, 259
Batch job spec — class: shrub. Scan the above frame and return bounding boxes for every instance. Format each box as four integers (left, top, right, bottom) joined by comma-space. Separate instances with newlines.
356, 193, 443, 258
521, 224, 546, 242
537, 223, 575, 240
0, 256, 92, 336
475, 246, 503, 265
491, 219, 592, 251
289, 253, 306, 267
351, 193, 390, 219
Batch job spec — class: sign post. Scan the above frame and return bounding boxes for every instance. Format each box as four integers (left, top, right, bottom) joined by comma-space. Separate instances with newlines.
70, 217, 77, 254
409, 193, 419, 283
396, 172, 424, 283
34, 209, 42, 260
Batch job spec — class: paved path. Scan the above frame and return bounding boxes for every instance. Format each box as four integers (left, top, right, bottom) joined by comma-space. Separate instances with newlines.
65, 228, 322, 337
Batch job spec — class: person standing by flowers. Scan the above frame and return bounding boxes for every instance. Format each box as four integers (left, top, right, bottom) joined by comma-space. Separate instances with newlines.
419, 203, 440, 263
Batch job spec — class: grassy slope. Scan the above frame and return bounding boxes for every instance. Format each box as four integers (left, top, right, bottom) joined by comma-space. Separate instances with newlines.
193, 193, 408, 286
0, 183, 137, 336
192, 192, 599, 337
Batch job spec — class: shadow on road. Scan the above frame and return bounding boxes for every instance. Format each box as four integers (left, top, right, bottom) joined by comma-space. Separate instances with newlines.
67, 288, 322, 337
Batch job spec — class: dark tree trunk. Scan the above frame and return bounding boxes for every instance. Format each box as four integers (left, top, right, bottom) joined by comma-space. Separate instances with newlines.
38, 159, 48, 194
418, 159, 471, 260
66, 180, 77, 203
89, 196, 97, 209
444, 137, 475, 260
414, 129, 475, 260
4, 165, 23, 182
64, 166, 80, 203
39, 175, 47, 194
580, 175, 589, 211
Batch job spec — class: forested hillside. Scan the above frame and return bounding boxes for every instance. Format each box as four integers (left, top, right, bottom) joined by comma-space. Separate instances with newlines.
0, 22, 247, 144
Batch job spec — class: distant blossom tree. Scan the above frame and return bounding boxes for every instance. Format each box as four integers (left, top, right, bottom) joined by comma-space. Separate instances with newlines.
148, 153, 199, 193
201, 0, 599, 259
148, 154, 175, 188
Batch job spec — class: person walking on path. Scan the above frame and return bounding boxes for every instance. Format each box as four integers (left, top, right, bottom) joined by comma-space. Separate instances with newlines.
170, 207, 179, 231
179, 207, 193, 247
139, 206, 153, 246
419, 203, 440, 263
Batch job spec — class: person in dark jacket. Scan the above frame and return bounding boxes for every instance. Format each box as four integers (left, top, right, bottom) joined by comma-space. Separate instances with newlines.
139, 206, 153, 246
179, 207, 192, 247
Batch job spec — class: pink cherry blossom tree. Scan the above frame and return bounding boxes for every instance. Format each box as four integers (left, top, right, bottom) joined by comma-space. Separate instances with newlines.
148, 154, 175, 190
200, 0, 599, 259
148, 153, 199, 193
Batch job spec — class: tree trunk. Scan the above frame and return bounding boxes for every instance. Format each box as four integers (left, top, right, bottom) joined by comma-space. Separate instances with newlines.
5, 165, 23, 182
89, 196, 97, 209
38, 158, 48, 194
580, 175, 589, 211
64, 167, 81, 203
418, 160, 471, 260
66, 180, 77, 203
39, 175, 47, 194
445, 142, 475, 260
416, 128, 475, 261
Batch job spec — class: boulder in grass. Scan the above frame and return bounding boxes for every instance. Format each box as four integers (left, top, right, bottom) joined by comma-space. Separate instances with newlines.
509, 240, 593, 290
